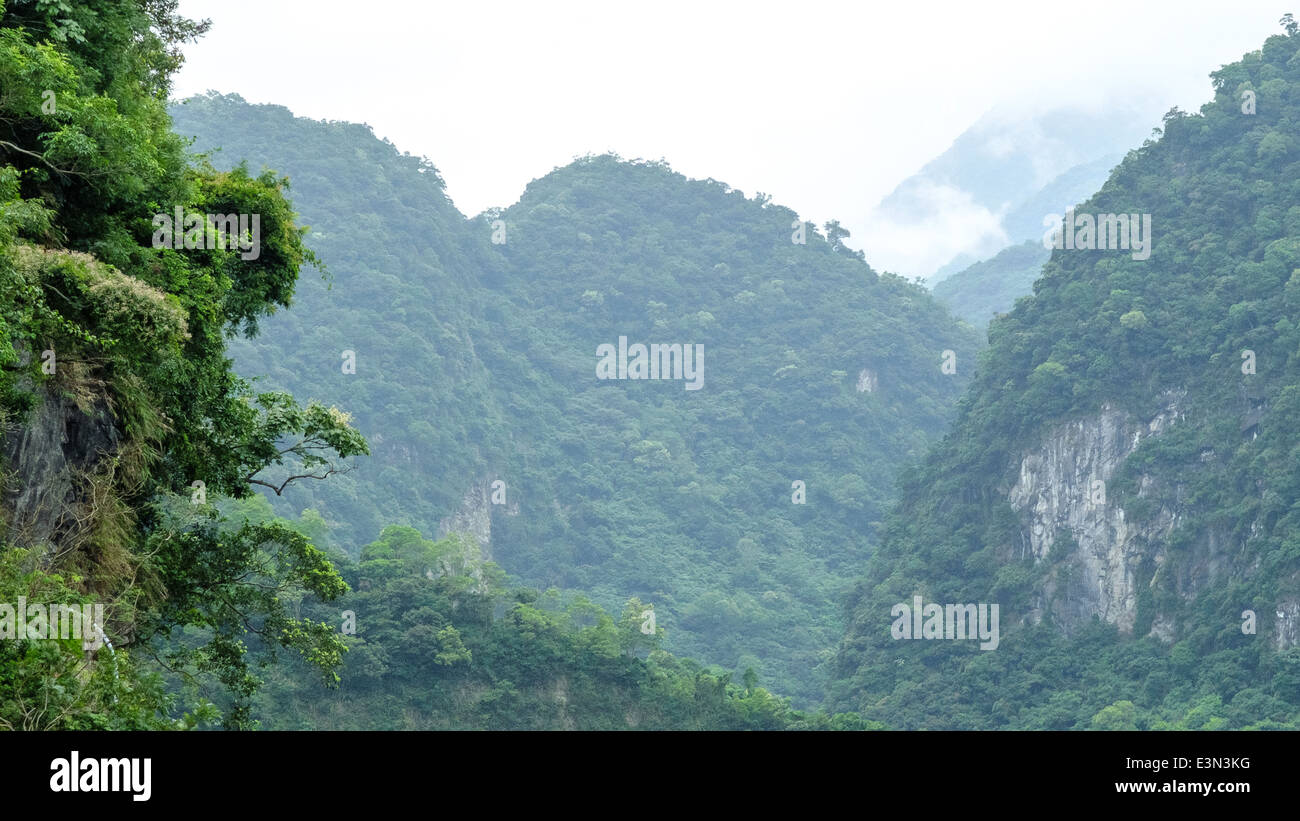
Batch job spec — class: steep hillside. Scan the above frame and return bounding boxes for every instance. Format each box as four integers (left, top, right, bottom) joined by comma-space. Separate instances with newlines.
829, 25, 1300, 729
169, 93, 982, 704
0, 3, 867, 731
228, 498, 875, 730
932, 241, 1051, 326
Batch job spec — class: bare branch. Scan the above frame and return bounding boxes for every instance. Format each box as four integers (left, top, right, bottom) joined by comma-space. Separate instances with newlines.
246, 465, 348, 496
0, 140, 91, 179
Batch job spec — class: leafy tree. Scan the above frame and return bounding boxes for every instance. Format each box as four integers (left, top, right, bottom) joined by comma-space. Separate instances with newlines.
0, 0, 363, 728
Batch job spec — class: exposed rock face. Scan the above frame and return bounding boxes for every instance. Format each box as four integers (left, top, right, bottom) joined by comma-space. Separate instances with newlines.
437, 481, 492, 557
437, 479, 518, 560
1008, 396, 1185, 635
856, 369, 878, 393
1003, 395, 1300, 650
2, 381, 121, 565
1276, 597, 1300, 652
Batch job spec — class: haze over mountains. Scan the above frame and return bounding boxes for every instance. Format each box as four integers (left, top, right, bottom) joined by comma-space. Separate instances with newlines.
932, 240, 1051, 326
4, 2, 1300, 733
862, 98, 1163, 282
831, 27, 1300, 728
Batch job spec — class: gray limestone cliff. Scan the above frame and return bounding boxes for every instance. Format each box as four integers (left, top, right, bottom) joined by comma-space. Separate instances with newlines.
437, 478, 520, 561
1005, 392, 1294, 650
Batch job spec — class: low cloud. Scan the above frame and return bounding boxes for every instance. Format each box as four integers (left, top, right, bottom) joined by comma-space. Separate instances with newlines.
858, 180, 1009, 280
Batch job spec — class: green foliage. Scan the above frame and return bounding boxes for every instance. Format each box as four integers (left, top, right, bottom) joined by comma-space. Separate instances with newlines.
932, 240, 1051, 327
0, 544, 201, 730
237, 392, 369, 496
829, 22, 1300, 730
0, 2, 359, 728
10, 0, 1297, 734
139, 499, 351, 729
248, 517, 876, 730
169, 95, 982, 704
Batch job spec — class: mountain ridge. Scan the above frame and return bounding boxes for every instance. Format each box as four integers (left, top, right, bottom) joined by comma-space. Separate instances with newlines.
168, 93, 982, 704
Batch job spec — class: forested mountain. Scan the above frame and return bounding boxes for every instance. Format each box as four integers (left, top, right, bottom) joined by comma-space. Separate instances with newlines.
168, 94, 981, 705
829, 25, 1300, 729
225, 497, 873, 729
0, 3, 897, 729
7, 0, 1299, 735
932, 241, 1051, 326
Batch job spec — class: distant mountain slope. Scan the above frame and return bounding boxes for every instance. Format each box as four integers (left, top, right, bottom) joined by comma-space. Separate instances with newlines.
863, 102, 1157, 279
929, 158, 1120, 330
170, 93, 982, 705
1001, 153, 1124, 245
830, 26, 1300, 730
932, 241, 1051, 326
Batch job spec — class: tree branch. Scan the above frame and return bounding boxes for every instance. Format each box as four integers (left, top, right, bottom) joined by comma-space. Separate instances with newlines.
246, 466, 344, 496
0, 140, 91, 179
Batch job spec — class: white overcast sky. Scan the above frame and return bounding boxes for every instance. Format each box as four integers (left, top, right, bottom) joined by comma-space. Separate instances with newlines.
173, 0, 1294, 277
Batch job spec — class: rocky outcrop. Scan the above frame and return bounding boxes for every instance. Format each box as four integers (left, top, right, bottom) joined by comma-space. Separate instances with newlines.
437, 478, 519, 561
856, 369, 878, 393
1005, 393, 1297, 649
2, 373, 121, 565
1276, 596, 1300, 652
437, 481, 494, 558
1007, 395, 1186, 635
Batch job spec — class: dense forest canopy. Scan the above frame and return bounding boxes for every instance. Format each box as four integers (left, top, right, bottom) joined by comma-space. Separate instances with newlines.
829, 20, 1300, 730
169, 92, 981, 706
932, 240, 1051, 327
0, 0, 964, 727
3, 1, 1299, 734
